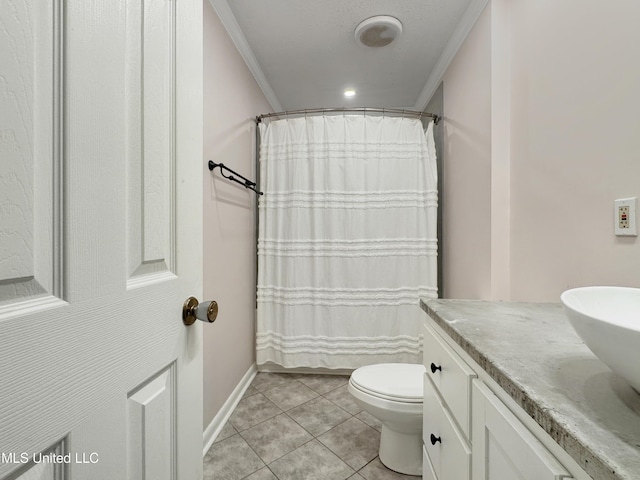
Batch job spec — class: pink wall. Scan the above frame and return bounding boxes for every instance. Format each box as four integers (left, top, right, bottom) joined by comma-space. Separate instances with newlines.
203, 0, 272, 428
442, 0, 640, 302
508, 0, 640, 301
442, 5, 492, 299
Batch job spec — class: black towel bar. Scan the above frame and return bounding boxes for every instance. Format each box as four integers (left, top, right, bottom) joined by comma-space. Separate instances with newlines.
208, 161, 263, 196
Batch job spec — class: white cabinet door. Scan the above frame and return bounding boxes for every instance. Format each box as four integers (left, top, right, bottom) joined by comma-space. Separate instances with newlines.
472, 381, 572, 480
0, 1, 203, 479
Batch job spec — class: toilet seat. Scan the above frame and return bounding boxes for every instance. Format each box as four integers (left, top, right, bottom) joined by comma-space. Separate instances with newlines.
350, 363, 424, 404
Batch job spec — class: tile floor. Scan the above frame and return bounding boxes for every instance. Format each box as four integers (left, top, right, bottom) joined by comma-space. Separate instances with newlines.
203, 372, 421, 480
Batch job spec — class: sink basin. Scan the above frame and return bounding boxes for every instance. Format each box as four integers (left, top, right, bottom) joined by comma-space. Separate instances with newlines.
561, 286, 640, 393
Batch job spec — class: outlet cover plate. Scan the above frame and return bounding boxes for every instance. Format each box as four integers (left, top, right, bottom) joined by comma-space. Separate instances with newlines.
614, 197, 637, 236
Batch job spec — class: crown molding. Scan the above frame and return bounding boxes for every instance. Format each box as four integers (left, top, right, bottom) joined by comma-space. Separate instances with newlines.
414, 0, 490, 111
208, 0, 283, 112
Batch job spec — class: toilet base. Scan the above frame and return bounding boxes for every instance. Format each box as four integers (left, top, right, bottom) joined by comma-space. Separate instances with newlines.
378, 424, 422, 476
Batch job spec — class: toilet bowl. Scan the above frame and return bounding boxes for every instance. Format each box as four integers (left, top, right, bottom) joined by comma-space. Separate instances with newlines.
348, 363, 425, 476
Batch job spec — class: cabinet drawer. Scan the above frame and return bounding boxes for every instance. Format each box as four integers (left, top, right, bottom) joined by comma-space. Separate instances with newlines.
423, 373, 471, 480
422, 321, 476, 438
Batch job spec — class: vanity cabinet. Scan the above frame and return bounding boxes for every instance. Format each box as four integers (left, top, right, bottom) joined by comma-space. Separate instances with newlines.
422, 319, 574, 480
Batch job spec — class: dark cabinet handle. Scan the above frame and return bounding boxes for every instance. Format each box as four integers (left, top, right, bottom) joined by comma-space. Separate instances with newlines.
430, 433, 442, 445
430, 362, 442, 374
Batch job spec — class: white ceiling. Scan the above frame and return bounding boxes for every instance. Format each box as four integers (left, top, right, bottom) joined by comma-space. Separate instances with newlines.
210, 0, 488, 113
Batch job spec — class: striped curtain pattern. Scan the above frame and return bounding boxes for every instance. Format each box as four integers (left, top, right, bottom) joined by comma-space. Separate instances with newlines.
257, 115, 438, 369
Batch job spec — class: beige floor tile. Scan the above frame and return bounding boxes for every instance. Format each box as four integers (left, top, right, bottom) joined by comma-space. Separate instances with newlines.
240, 413, 313, 464
261, 380, 319, 411
205, 373, 420, 479
296, 374, 350, 395
268, 440, 355, 480
318, 417, 381, 470
244, 467, 279, 480
203, 434, 265, 480
229, 392, 282, 431
324, 384, 364, 415
358, 457, 421, 480
286, 396, 352, 436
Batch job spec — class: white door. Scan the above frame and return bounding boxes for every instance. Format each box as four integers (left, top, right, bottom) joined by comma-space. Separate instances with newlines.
0, 1, 204, 479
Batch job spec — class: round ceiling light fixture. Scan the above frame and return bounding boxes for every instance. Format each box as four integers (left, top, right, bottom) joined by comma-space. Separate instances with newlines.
354, 15, 403, 48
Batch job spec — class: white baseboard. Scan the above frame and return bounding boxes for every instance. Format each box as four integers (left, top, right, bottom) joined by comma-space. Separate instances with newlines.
257, 363, 353, 376
202, 363, 257, 457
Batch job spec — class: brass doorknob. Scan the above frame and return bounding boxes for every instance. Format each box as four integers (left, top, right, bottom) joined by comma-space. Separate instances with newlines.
182, 296, 218, 325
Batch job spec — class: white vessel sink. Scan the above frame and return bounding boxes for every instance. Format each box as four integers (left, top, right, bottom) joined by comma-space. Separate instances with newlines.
561, 286, 640, 393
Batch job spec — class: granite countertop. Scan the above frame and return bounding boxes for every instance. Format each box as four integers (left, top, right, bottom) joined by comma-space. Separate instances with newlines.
420, 299, 640, 480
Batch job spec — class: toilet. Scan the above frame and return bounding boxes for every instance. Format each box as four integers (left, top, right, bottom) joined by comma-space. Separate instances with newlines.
348, 363, 425, 476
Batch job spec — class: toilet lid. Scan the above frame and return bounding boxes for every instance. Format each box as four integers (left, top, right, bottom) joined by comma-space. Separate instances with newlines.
350, 363, 425, 403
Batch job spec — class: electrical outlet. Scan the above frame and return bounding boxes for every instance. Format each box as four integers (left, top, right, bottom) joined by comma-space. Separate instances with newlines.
619, 206, 630, 229
614, 198, 637, 236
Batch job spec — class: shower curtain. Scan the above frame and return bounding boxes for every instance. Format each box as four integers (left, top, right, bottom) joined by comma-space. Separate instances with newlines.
256, 115, 437, 369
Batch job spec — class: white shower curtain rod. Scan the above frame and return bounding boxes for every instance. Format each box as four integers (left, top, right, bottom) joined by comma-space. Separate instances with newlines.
256, 108, 440, 124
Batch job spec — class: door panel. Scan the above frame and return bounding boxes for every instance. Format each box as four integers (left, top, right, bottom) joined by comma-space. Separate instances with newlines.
0, 0, 63, 313
8, 440, 66, 480
126, 0, 176, 282
127, 365, 176, 480
0, 1, 203, 479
